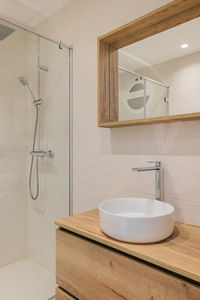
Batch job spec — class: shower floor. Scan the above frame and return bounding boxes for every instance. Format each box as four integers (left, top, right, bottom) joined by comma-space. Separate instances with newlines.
0, 258, 56, 300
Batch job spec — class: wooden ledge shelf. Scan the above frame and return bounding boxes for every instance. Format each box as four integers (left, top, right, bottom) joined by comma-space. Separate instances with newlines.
99, 112, 200, 128
55, 209, 200, 284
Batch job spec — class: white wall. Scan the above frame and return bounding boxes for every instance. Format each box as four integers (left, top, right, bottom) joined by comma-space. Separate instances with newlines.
0, 24, 70, 275
37, 0, 200, 227
0, 27, 30, 267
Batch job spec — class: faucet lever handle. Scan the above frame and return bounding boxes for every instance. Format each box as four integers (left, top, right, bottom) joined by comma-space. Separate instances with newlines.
147, 161, 161, 167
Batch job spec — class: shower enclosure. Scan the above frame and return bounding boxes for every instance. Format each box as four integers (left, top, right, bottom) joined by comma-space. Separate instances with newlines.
0, 17, 72, 300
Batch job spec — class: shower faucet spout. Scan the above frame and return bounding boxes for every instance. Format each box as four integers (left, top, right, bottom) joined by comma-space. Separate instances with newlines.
132, 161, 161, 201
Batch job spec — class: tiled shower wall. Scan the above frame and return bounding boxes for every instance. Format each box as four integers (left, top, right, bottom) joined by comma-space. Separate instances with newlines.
26, 38, 70, 274
37, 0, 200, 227
0, 28, 30, 267
0, 27, 70, 274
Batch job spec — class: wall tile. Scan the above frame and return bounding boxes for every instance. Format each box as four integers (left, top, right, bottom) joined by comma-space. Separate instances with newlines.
37, 0, 200, 228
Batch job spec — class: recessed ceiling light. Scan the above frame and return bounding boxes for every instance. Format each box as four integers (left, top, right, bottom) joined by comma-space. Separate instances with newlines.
181, 44, 189, 49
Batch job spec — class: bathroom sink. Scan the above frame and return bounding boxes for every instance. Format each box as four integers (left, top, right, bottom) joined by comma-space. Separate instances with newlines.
98, 198, 175, 243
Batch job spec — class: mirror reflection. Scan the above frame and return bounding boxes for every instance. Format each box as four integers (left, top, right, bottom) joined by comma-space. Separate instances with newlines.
118, 17, 200, 121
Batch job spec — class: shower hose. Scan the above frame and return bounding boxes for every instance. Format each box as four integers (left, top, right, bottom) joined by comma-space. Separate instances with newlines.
29, 103, 40, 200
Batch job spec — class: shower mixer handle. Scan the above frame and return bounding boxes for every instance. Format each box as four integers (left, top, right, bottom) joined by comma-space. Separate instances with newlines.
38, 64, 48, 72
30, 150, 55, 158
34, 98, 42, 106
47, 150, 55, 158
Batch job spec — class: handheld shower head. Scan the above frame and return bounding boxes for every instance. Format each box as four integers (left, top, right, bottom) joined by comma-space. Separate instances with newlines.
18, 76, 36, 103
18, 76, 29, 87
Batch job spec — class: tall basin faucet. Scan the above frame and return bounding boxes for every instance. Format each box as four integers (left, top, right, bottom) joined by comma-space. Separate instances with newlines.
132, 161, 161, 201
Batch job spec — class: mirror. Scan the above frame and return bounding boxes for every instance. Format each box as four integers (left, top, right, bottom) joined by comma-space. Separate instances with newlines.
118, 17, 200, 121
98, 1, 200, 127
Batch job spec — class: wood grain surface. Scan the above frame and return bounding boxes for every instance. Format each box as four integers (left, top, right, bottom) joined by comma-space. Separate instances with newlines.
99, 0, 200, 47
56, 287, 76, 300
99, 111, 200, 127
56, 229, 200, 300
55, 209, 200, 283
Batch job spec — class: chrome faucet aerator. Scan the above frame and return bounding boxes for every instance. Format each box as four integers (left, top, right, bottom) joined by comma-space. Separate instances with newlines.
132, 161, 161, 201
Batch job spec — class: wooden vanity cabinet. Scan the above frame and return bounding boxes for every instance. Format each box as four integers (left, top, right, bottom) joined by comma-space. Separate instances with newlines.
56, 287, 76, 300
56, 228, 200, 300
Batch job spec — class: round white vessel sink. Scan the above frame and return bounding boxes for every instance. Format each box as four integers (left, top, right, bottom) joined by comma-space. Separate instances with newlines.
98, 198, 175, 243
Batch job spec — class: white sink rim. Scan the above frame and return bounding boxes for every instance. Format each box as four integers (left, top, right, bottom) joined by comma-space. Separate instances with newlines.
99, 198, 175, 219
98, 198, 175, 244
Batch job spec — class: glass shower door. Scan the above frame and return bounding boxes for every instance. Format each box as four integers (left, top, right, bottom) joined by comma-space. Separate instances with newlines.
27, 36, 70, 276
0, 18, 71, 300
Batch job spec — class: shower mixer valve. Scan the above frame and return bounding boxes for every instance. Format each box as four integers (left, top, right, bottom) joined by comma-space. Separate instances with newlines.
38, 64, 48, 72
30, 150, 55, 158
34, 98, 42, 105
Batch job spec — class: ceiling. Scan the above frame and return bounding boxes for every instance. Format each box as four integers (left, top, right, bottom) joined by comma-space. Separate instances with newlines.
0, 0, 71, 27
119, 17, 200, 71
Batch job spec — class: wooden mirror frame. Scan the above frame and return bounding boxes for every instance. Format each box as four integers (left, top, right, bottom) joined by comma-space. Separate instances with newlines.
98, 0, 200, 128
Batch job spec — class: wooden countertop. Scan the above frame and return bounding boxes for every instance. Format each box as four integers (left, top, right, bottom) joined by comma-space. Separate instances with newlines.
55, 209, 200, 283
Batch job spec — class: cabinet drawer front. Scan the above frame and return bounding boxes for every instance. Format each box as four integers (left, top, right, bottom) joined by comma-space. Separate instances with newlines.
56, 229, 200, 300
56, 287, 76, 300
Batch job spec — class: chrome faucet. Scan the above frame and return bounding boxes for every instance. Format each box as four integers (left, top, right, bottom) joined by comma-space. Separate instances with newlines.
132, 161, 161, 200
